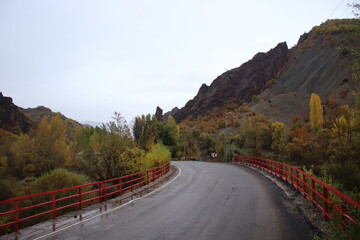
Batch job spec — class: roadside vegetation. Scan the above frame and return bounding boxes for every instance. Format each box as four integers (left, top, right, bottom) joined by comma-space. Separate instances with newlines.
0, 112, 175, 202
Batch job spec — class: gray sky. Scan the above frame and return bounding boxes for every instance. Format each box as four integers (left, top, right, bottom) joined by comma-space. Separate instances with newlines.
1, 0, 358, 123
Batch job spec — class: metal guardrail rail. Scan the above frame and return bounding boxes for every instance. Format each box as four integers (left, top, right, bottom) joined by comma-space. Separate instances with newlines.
0, 162, 170, 235
234, 155, 360, 230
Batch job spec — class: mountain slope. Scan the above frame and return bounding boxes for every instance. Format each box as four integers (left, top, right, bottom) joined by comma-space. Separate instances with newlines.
0, 92, 32, 134
250, 19, 360, 125
0, 93, 82, 139
161, 19, 360, 125
171, 42, 289, 122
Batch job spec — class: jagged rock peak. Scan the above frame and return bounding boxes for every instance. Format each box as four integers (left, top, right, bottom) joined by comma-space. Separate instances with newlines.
297, 32, 309, 45
171, 41, 289, 123
155, 106, 163, 121
198, 83, 209, 95
0, 93, 32, 134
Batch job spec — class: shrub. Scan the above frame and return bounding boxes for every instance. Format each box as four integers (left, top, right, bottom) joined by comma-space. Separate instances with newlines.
144, 142, 171, 170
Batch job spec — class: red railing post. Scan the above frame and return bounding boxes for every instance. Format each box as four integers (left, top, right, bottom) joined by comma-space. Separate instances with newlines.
147, 171, 149, 184
290, 168, 294, 187
99, 182, 102, 203
323, 187, 330, 222
341, 200, 348, 231
52, 193, 56, 231
52, 193, 56, 220
14, 200, 19, 233
103, 182, 107, 202
296, 171, 300, 191
312, 179, 316, 207
78, 187, 82, 211
140, 174, 143, 188
303, 174, 307, 199
118, 178, 122, 196
130, 175, 133, 192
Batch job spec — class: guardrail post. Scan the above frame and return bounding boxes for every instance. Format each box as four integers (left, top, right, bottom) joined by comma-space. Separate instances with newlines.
52, 193, 56, 231
98, 182, 102, 203
104, 182, 107, 202
118, 178, 122, 196
323, 187, 330, 222
78, 187, 83, 221
131, 175, 134, 192
147, 171, 149, 184
14, 200, 19, 233
312, 179, 316, 207
303, 174, 307, 199
290, 168, 294, 187
341, 200, 348, 231
78, 187, 82, 211
296, 171, 300, 191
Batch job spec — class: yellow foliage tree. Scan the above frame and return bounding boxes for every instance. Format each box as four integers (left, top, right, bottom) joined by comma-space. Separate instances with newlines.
309, 93, 323, 130
271, 122, 285, 152
34, 114, 71, 173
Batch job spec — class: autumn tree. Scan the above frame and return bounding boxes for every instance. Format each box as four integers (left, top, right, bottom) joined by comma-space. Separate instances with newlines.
96, 112, 134, 179
309, 93, 324, 131
159, 116, 180, 157
143, 142, 171, 169
133, 114, 159, 151
271, 122, 285, 152
160, 116, 179, 146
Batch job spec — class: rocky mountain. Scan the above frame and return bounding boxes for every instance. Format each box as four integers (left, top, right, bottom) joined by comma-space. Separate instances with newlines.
0, 93, 82, 137
0, 92, 32, 134
169, 42, 289, 122
160, 19, 360, 125
20, 105, 53, 123
250, 19, 359, 125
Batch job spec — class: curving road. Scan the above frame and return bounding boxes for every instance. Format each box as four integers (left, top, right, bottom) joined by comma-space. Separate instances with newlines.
39, 161, 311, 240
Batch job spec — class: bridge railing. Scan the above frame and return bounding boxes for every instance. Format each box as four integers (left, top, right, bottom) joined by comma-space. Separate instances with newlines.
0, 162, 170, 235
234, 155, 360, 230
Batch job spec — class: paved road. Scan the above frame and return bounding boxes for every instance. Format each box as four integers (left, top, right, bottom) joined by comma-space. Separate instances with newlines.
40, 161, 311, 240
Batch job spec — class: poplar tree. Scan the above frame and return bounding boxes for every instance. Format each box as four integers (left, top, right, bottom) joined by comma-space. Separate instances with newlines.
309, 93, 323, 131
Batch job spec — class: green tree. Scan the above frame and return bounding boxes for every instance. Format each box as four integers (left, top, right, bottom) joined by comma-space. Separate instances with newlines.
215, 132, 226, 159
160, 116, 179, 147
133, 114, 159, 151
91, 112, 135, 179
271, 122, 285, 152
75, 126, 95, 151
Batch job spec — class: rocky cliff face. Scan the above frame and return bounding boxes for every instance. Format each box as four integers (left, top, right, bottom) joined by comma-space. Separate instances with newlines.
250, 19, 360, 125
160, 19, 360, 125
20, 105, 53, 122
0, 93, 32, 134
170, 42, 289, 122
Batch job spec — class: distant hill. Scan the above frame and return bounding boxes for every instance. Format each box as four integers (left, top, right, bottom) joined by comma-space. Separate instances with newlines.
0, 92, 32, 134
160, 19, 360, 125
0, 93, 82, 139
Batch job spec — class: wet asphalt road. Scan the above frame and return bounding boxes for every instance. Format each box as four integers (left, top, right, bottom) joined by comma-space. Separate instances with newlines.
41, 161, 311, 240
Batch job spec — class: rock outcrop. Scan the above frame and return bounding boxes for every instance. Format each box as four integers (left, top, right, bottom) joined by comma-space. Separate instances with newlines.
0, 92, 32, 134
170, 42, 289, 122
160, 19, 360, 125
250, 19, 360, 125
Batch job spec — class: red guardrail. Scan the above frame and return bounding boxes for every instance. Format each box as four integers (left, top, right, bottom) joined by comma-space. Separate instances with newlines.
0, 162, 170, 234
234, 155, 360, 229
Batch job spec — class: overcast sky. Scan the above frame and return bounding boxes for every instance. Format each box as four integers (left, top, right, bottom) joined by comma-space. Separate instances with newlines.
0, 0, 358, 123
